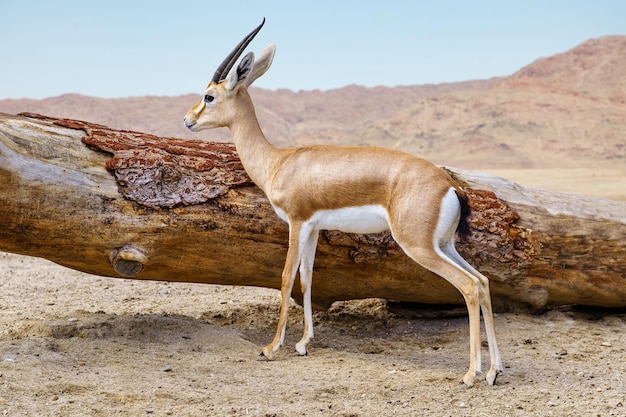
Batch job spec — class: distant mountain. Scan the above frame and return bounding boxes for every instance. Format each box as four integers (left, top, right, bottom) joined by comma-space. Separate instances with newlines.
349, 36, 626, 169
1, 36, 624, 170
505, 35, 626, 102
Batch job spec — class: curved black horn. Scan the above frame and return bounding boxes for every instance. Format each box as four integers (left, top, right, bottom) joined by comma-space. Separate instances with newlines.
211, 18, 266, 84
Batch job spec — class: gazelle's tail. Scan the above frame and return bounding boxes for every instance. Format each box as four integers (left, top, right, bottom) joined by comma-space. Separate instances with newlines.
455, 190, 472, 238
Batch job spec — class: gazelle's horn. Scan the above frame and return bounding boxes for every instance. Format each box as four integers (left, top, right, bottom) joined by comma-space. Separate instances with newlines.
211, 18, 266, 83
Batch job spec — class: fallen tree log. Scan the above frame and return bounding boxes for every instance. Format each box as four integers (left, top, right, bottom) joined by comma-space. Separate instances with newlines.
0, 112, 624, 311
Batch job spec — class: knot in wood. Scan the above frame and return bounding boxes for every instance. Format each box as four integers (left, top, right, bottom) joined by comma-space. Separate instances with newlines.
109, 246, 147, 277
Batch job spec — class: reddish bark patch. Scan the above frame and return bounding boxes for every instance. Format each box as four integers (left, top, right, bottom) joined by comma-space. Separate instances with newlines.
456, 189, 534, 279
27, 114, 253, 209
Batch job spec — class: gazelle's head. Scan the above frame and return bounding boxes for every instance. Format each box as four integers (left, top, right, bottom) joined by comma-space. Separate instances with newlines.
184, 19, 275, 132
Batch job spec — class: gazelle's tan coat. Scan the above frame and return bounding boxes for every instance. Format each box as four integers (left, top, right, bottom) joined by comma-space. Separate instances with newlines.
184, 20, 502, 386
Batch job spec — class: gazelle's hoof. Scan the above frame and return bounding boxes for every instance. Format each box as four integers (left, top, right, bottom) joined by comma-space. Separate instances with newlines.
295, 343, 308, 356
486, 369, 499, 385
462, 372, 477, 387
257, 351, 272, 361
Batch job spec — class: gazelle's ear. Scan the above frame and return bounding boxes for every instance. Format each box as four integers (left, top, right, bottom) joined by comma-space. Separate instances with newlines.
245, 44, 276, 87
225, 52, 255, 92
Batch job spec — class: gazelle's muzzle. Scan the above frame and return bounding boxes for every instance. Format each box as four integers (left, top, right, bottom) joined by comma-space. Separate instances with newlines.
183, 116, 197, 131
183, 100, 205, 131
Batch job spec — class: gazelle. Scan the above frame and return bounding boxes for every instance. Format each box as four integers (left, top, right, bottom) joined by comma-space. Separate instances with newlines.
183, 19, 503, 386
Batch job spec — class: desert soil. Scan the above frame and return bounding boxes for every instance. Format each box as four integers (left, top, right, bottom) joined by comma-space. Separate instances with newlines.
1, 252, 625, 417
1, 170, 625, 416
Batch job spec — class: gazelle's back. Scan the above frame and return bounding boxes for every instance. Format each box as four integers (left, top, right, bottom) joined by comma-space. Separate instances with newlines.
269, 144, 456, 218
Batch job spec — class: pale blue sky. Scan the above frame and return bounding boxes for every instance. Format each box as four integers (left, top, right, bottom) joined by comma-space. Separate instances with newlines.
1, 1, 624, 99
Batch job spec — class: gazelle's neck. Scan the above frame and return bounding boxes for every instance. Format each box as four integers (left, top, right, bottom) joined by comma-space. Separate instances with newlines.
228, 88, 281, 192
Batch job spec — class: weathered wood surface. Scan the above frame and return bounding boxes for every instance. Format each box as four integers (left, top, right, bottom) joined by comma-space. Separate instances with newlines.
0, 112, 624, 311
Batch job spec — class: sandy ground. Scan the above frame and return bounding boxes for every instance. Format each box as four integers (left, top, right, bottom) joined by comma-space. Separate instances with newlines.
1, 252, 625, 417
1, 169, 625, 416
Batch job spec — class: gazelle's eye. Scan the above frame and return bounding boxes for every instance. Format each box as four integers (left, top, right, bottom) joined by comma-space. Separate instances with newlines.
204, 94, 215, 103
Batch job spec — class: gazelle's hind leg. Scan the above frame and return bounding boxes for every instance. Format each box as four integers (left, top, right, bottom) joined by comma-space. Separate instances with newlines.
389, 187, 500, 386
260, 221, 306, 360
425, 257, 483, 387
295, 230, 320, 356
392, 232, 483, 386
442, 241, 503, 384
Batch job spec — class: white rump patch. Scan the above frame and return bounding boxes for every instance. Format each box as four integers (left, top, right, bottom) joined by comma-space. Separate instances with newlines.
434, 187, 461, 247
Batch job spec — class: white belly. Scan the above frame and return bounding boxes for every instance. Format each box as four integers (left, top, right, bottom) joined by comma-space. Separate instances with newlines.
274, 205, 390, 234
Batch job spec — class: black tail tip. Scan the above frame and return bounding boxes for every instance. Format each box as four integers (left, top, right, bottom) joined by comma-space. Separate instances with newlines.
455, 191, 472, 238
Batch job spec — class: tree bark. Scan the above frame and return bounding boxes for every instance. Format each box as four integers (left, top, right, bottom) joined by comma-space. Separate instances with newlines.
1, 112, 624, 311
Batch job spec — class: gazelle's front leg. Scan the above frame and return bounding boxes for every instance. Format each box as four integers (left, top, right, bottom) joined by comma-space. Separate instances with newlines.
295, 229, 319, 356
260, 221, 304, 360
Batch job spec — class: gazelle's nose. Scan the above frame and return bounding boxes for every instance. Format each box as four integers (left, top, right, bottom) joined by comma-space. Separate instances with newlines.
183, 117, 196, 131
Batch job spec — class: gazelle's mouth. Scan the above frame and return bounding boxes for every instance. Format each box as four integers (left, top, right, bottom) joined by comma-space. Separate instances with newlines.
183, 119, 197, 131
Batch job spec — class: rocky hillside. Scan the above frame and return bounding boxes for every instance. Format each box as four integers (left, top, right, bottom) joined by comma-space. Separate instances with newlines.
349, 36, 626, 169
1, 36, 624, 170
